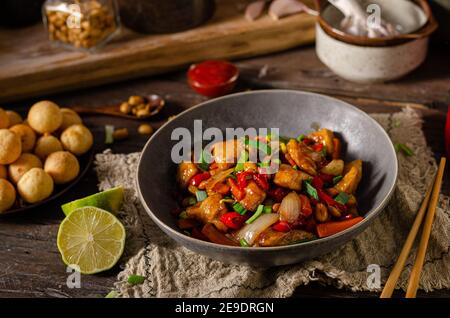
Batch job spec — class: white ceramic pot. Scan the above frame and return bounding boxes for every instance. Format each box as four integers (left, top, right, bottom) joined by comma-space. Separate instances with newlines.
315, 23, 429, 83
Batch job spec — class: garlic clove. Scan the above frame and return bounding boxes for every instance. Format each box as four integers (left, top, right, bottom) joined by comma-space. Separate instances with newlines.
245, 0, 267, 22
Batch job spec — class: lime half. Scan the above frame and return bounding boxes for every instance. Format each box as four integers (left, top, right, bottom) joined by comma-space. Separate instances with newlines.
57, 207, 126, 274
61, 186, 124, 216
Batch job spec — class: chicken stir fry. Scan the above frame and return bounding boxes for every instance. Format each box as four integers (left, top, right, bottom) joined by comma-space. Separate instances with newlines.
176, 129, 364, 247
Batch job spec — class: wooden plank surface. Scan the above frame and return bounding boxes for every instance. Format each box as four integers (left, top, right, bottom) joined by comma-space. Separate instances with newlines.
0, 0, 315, 103
0, 45, 449, 298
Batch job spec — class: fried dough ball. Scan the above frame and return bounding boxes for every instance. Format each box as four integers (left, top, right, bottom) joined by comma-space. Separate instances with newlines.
17, 168, 54, 204
6, 111, 23, 127
60, 124, 93, 156
0, 129, 22, 164
0, 179, 16, 213
0, 108, 9, 129
0, 165, 7, 179
27, 101, 62, 134
44, 151, 80, 184
8, 153, 43, 184
9, 124, 36, 153
60, 108, 82, 131
34, 135, 63, 160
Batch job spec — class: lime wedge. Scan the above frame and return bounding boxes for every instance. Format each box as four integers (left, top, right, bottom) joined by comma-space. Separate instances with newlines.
57, 207, 126, 274
61, 186, 124, 216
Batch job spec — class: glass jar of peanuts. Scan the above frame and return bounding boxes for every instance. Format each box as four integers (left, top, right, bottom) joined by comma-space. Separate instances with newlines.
43, 0, 120, 50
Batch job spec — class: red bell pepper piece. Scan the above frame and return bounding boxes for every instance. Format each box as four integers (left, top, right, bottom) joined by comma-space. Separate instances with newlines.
316, 217, 364, 238
220, 212, 246, 230
272, 221, 291, 232
311, 143, 324, 152
302, 138, 314, 145
318, 173, 334, 184
253, 173, 269, 191
445, 106, 450, 159
299, 194, 313, 217
317, 189, 347, 212
190, 172, 211, 187
267, 187, 289, 203
228, 178, 245, 201
312, 176, 324, 189
237, 171, 253, 189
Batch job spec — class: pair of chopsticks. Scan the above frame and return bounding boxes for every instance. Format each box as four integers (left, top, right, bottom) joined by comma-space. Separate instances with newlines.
380, 157, 447, 298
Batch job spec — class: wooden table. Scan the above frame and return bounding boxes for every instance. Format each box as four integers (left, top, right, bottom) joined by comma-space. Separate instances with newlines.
0, 44, 449, 298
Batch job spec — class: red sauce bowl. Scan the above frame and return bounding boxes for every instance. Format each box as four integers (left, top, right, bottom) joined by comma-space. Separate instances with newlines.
187, 60, 239, 98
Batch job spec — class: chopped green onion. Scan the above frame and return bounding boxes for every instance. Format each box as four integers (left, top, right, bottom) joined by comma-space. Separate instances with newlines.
233, 202, 247, 215
105, 291, 118, 298
183, 230, 191, 236
198, 149, 210, 171
240, 239, 250, 247
263, 205, 272, 214
273, 159, 281, 165
297, 134, 306, 142
105, 125, 114, 144
235, 151, 249, 172
335, 192, 349, 205
195, 190, 207, 202
258, 161, 270, 168
293, 165, 299, 170
333, 175, 343, 184
246, 139, 271, 155
395, 143, 414, 157
304, 180, 319, 200
187, 197, 197, 205
127, 275, 145, 285
178, 211, 188, 219
246, 205, 264, 224
320, 148, 327, 157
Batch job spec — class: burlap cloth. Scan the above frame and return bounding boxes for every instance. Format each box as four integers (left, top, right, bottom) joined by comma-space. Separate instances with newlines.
94, 108, 450, 297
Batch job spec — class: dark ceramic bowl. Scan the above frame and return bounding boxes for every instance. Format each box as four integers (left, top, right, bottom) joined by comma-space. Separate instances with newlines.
137, 90, 398, 266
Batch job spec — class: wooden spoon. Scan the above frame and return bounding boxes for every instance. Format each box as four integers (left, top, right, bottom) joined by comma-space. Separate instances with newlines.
70, 94, 165, 120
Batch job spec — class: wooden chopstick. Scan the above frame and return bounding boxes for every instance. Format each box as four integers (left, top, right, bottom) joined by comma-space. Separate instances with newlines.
380, 182, 433, 298
380, 157, 446, 298
405, 157, 446, 298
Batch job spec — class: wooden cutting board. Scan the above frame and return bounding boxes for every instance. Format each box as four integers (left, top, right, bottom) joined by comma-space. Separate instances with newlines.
0, 0, 316, 103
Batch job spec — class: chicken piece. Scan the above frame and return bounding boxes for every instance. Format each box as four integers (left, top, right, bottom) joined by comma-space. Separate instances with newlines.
257, 228, 314, 247
287, 139, 317, 175
177, 161, 198, 189
309, 128, 335, 155
273, 164, 311, 191
335, 160, 362, 194
186, 194, 227, 232
320, 159, 344, 176
240, 180, 266, 212
212, 139, 243, 170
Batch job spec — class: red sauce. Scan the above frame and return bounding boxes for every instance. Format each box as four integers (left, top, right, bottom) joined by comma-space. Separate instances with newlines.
187, 60, 239, 97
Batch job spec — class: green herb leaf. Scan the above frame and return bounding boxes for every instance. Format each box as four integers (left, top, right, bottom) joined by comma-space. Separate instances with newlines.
304, 180, 319, 200
127, 275, 145, 285
105, 291, 118, 298
246, 205, 264, 224
233, 202, 247, 215
333, 175, 343, 184
104, 125, 114, 144
198, 149, 211, 171
239, 239, 250, 247
335, 192, 350, 205
394, 143, 414, 157
195, 190, 207, 202
178, 211, 188, 219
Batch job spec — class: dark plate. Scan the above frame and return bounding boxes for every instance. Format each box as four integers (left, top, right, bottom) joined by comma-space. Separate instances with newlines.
137, 90, 398, 266
1, 149, 94, 216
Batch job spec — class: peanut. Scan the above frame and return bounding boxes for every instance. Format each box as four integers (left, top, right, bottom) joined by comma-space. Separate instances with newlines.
138, 124, 153, 135
315, 203, 329, 223
112, 128, 129, 140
